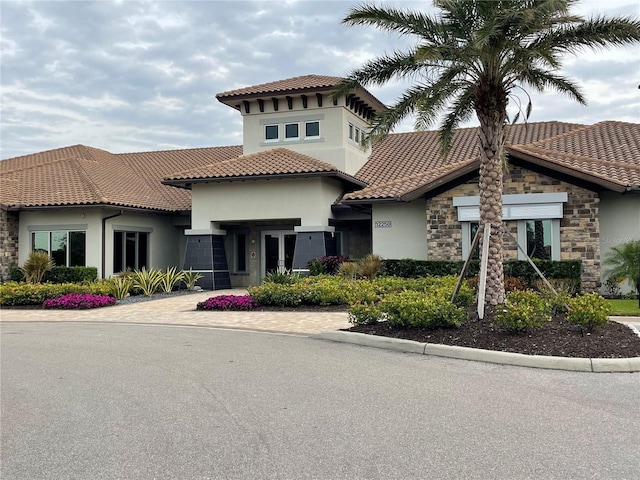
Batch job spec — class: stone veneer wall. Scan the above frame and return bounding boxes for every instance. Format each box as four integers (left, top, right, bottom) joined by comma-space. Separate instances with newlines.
0, 209, 19, 282
426, 165, 600, 292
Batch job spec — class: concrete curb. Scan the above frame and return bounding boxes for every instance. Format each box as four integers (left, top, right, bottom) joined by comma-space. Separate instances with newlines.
313, 331, 640, 373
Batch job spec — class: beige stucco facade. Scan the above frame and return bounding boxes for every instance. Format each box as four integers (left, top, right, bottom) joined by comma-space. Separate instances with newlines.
240, 95, 371, 176
599, 191, 640, 292
372, 201, 428, 260
190, 177, 344, 229
18, 208, 185, 279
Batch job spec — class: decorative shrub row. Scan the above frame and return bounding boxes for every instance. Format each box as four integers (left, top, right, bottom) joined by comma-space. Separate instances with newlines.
492, 290, 610, 332
11, 266, 99, 284
381, 259, 582, 291
196, 295, 258, 311
43, 293, 116, 310
0, 281, 116, 306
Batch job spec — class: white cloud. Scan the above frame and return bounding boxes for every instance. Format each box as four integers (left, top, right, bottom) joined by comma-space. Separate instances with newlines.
0, 0, 638, 160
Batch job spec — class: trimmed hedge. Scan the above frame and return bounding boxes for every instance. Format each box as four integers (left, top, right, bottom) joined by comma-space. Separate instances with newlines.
381, 259, 581, 291
0, 281, 116, 306
10, 266, 98, 284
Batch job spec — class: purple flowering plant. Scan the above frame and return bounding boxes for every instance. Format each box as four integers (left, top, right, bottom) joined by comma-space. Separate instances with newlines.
43, 293, 116, 310
197, 295, 258, 311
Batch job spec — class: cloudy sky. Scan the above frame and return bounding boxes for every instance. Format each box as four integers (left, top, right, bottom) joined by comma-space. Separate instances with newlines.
1, 0, 639, 160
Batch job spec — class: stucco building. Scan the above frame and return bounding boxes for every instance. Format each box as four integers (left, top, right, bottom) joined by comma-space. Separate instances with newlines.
1, 75, 639, 291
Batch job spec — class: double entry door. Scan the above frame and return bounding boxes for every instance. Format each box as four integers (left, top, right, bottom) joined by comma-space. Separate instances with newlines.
262, 230, 296, 276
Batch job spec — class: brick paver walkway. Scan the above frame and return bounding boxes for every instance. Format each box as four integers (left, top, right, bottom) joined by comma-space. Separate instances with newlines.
0, 289, 351, 336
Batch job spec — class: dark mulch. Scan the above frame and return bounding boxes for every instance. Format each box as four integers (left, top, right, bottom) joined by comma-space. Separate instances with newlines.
347, 306, 640, 359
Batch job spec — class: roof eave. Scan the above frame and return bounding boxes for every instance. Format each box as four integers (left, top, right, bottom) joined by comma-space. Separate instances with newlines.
163, 171, 367, 189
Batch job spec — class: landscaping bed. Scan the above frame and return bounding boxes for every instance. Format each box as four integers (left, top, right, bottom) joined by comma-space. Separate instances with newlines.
347, 306, 640, 359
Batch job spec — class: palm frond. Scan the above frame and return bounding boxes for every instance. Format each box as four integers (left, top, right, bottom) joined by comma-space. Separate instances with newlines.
343, 3, 443, 43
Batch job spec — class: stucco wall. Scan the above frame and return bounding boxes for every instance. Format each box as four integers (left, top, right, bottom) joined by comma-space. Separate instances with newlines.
18, 208, 183, 279
0, 209, 19, 281
599, 191, 640, 293
372, 201, 428, 260
191, 177, 344, 229
426, 165, 601, 291
19, 209, 103, 274
240, 96, 370, 176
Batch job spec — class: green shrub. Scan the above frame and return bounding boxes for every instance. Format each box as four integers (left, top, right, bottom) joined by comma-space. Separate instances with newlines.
264, 270, 302, 285
131, 268, 163, 297
0, 281, 115, 307
303, 278, 349, 305
307, 256, 349, 275
248, 283, 304, 307
380, 291, 465, 329
493, 290, 551, 333
11, 266, 98, 284
381, 259, 581, 291
112, 277, 132, 300
566, 293, 610, 330
182, 269, 204, 291
159, 267, 185, 294
308, 260, 324, 276
19, 251, 54, 284
348, 303, 384, 325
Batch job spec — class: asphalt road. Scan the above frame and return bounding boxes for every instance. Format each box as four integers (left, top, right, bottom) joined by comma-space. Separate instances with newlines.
1, 322, 639, 480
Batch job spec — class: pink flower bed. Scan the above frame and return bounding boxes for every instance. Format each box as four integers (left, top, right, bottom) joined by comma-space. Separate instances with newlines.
196, 295, 258, 311
43, 293, 116, 309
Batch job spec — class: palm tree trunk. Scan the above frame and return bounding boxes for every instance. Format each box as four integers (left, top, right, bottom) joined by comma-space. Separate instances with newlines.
476, 101, 507, 306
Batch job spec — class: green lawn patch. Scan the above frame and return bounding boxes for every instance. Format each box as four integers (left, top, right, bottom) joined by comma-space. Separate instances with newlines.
607, 299, 640, 316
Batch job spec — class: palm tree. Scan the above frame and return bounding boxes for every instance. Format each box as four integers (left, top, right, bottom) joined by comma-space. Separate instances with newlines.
334, 0, 640, 305
603, 240, 640, 298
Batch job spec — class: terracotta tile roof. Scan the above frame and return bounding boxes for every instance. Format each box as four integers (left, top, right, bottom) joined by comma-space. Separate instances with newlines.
347, 121, 585, 201
507, 121, 640, 190
216, 75, 343, 99
216, 74, 387, 112
0, 145, 241, 211
163, 148, 365, 187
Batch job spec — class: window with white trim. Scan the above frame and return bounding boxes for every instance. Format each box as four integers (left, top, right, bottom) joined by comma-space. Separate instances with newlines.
305, 121, 320, 139
455, 193, 566, 261
113, 231, 148, 272
284, 123, 299, 140
32, 230, 86, 267
264, 124, 279, 142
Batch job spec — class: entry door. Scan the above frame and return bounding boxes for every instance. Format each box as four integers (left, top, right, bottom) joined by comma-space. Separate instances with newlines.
262, 231, 296, 276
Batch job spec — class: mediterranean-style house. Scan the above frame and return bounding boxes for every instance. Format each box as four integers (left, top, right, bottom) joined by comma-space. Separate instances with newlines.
1, 75, 639, 292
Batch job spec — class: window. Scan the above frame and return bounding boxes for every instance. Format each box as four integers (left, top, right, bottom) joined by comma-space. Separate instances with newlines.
285, 123, 299, 140
526, 220, 552, 260
264, 124, 279, 142
232, 233, 248, 273
348, 123, 354, 140
354, 127, 360, 143
113, 231, 148, 272
32, 230, 86, 266
305, 121, 320, 139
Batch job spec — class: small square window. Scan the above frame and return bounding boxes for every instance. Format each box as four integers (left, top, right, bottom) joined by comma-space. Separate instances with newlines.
305, 121, 320, 138
285, 123, 299, 140
265, 125, 278, 141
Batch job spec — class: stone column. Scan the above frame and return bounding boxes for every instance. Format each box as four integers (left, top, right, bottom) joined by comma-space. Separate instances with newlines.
0, 209, 19, 282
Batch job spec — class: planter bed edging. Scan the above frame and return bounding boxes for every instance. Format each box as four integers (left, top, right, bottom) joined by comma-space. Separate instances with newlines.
313, 331, 640, 373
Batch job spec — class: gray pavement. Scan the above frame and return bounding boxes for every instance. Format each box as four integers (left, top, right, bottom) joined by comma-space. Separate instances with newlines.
1, 290, 638, 372
2, 322, 640, 480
